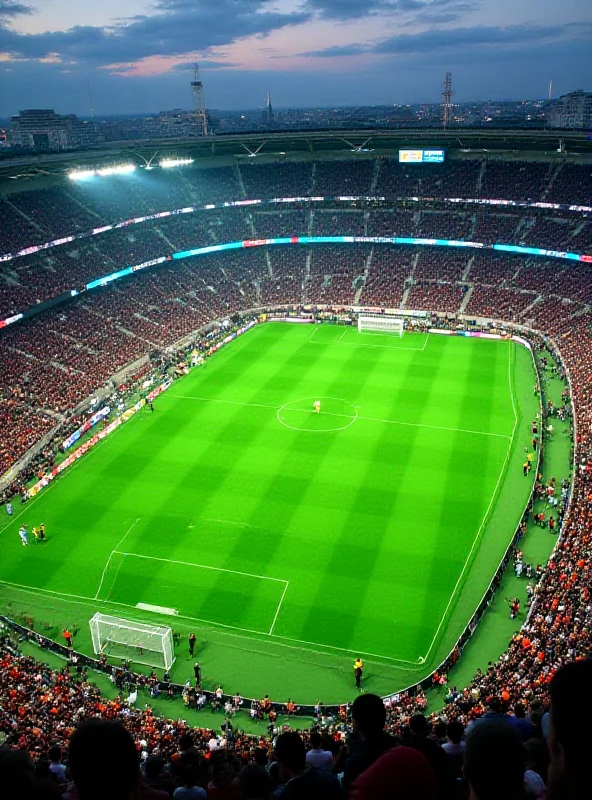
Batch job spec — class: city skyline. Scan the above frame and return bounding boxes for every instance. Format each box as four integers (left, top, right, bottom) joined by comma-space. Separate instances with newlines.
0, 0, 590, 117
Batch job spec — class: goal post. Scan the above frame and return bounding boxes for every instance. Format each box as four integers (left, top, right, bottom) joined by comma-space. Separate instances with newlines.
357, 315, 404, 336
89, 612, 175, 671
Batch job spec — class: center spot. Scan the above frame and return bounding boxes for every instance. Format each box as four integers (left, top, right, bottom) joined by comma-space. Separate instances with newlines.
277, 397, 358, 433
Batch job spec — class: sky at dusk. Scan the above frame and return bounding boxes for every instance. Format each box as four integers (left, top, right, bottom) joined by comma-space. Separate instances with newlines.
0, 0, 590, 116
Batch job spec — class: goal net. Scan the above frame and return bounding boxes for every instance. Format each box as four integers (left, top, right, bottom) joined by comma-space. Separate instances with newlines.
358, 315, 404, 336
89, 612, 175, 670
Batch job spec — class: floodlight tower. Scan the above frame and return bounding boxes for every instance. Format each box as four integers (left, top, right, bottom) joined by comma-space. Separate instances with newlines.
442, 71, 454, 129
191, 64, 208, 137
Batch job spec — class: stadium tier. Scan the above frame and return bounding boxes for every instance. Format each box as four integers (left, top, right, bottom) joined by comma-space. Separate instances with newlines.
0, 154, 591, 785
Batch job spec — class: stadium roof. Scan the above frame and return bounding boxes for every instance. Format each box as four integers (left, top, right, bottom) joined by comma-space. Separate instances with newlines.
0, 127, 590, 185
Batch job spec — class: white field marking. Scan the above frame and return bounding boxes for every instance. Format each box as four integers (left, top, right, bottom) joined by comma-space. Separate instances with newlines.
166, 394, 507, 439
357, 330, 427, 349
337, 328, 347, 342
277, 398, 358, 433
0, 577, 416, 668
93, 518, 140, 601
115, 550, 289, 585
166, 395, 277, 410
419, 342, 519, 665
0, 581, 421, 669
308, 325, 320, 342
0, 425, 124, 538
268, 581, 289, 635
308, 338, 427, 352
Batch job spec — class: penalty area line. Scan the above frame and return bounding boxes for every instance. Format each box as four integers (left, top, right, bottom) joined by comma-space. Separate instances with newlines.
268, 581, 289, 635
93, 518, 140, 601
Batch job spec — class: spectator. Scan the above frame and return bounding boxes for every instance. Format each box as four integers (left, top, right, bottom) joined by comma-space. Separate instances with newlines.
464, 721, 525, 800
48, 745, 67, 785
547, 660, 592, 800
143, 755, 176, 797
173, 766, 206, 800
403, 714, 453, 800
238, 763, 273, 799
305, 731, 333, 770
350, 746, 437, 800
440, 719, 465, 784
510, 703, 535, 741
273, 731, 341, 799
343, 694, 397, 789
68, 719, 141, 800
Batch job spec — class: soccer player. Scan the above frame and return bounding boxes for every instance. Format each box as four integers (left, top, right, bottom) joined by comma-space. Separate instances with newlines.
189, 633, 196, 656
19, 525, 28, 546
313, 400, 321, 414
32, 526, 40, 544
39, 523, 46, 542
5, 501, 12, 516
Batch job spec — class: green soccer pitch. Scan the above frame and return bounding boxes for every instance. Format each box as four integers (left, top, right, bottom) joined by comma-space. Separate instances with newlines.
0, 322, 538, 702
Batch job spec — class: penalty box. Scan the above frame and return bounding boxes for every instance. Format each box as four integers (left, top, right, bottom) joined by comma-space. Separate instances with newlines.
96, 551, 289, 635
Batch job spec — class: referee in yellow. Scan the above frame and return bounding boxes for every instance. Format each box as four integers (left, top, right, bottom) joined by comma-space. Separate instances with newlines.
354, 657, 364, 690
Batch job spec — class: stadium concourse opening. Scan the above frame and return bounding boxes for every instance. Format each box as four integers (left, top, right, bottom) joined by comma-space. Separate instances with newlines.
0, 320, 540, 702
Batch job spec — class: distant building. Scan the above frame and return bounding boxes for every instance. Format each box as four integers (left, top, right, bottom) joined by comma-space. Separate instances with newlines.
548, 90, 592, 130
10, 109, 103, 151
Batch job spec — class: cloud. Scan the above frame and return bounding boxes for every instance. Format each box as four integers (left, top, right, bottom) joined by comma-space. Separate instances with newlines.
0, 0, 34, 21
170, 60, 240, 72
302, 0, 477, 22
0, 0, 313, 67
297, 22, 591, 59
297, 43, 369, 57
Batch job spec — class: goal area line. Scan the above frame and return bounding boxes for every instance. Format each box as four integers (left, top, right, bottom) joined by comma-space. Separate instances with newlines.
307, 325, 429, 351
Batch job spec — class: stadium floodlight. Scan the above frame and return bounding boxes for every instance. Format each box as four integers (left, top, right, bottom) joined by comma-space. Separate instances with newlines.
159, 157, 194, 169
358, 315, 404, 336
96, 164, 136, 177
89, 612, 175, 670
68, 164, 136, 180
68, 169, 96, 181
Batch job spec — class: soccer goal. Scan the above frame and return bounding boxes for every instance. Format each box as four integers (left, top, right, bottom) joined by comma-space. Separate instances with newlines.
357, 315, 404, 336
89, 612, 175, 670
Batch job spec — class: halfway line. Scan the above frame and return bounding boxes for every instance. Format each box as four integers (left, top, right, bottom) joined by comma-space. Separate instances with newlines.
166, 395, 510, 439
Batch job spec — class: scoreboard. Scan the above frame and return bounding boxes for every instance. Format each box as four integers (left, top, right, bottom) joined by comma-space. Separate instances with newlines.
399, 148, 445, 164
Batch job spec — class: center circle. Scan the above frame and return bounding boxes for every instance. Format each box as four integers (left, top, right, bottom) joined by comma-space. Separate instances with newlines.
277, 397, 358, 433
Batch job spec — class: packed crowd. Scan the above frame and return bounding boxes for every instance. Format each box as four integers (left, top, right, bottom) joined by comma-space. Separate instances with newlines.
0, 156, 589, 317
0, 627, 590, 799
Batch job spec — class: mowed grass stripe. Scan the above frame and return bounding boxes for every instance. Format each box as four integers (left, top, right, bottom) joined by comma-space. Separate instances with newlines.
293, 332, 447, 659
0, 325, 530, 673
412, 340, 512, 658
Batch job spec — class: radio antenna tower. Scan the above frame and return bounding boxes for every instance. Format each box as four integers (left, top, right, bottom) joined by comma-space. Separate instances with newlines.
442, 71, 454, 129
266, 90, 273, 123
191, 64, 208, 137
87, 77, 95, 120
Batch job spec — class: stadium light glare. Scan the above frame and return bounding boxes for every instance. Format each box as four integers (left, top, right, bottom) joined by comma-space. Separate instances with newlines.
68, 164, 136, 180
159, 157, 194, 169
96, 164, 136, 177
68, 169, 96, 181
